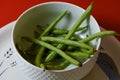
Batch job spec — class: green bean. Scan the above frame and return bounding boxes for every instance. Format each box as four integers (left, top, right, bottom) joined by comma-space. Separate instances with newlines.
38, 10, 68, 39
45, 2, 94, 62
60, 34, 81, 41
66, 46, 78, 51
70, 35, 82, 41
81, 48, 92, 54
35, 48, 46, 68
76, 25, 88, 31
79, 31, 118, 43
52, 29, 68, 35
40, 64, 46, 71
66, 51, 90, 58
41, 36, 93, 50
27, 37, 81, 66
46, 60, 70, 70
52, 26, 88, 35
35, 47, 46, 67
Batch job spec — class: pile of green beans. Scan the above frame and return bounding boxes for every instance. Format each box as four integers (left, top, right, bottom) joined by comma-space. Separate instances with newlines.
16, 2, 119, 70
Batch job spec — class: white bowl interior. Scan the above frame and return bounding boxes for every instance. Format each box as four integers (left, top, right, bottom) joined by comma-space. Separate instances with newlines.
13, 2, 101, 71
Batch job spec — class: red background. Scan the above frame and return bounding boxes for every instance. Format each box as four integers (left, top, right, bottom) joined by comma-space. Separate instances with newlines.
0, 0, 120, 40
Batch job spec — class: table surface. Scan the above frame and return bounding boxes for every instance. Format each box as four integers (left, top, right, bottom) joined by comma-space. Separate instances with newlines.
0, 0, 120, 40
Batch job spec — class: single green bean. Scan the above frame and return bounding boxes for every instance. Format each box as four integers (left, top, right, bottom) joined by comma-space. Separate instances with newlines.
38, 10, 68, 39
41, 36, 93, 50
28, 38, 81, 66
60, 34, 81, 41
35, 47, 46, 67
81, 48, 92, 54
52, 26, 88, 35
79, 31, 118, 43
52, 29, 68, 35
45, 2, 94, 62
66, 51, 90, 58
40, 64, 46, 71
46, 60, 70, 70
76, 25, 88, 31
66, 46, 78, 51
